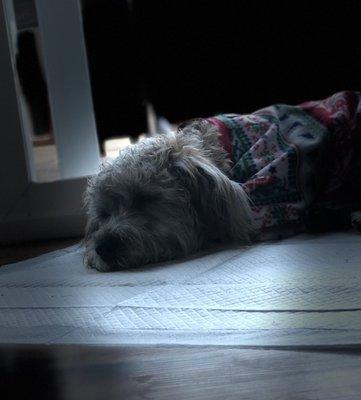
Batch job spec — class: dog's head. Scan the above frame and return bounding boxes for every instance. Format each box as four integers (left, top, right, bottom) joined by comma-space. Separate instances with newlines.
84, 121, 253, 271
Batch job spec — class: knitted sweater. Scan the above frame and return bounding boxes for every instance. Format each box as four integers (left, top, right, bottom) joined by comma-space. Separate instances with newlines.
207, 91, 361, 236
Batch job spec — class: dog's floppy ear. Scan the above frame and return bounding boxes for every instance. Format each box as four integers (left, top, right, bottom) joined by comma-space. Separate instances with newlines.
170, 149, 254, 244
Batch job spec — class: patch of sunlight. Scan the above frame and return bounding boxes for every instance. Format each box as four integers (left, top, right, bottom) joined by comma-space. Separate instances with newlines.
104, 134, 147, 159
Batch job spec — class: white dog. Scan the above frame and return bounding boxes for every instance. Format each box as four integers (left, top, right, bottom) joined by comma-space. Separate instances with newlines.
84, 91, 361, 271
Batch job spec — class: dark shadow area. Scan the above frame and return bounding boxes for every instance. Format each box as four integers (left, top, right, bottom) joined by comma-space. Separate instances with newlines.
132, 0, 361, 121
0, 346, 60, 400
15, 0, 361, 147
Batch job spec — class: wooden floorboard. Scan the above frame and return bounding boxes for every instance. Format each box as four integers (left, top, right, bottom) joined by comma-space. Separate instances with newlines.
2, 238, 361, 399
0, 237, 81, 266
1, 344, 361, 400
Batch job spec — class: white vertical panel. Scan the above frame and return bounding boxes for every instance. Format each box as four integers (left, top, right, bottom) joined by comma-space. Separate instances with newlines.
0, 0, 33, 218
35, 0, 100, 179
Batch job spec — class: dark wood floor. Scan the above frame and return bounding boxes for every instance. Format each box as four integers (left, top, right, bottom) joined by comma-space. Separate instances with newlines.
1, 344, 361, 400
1, 241, 361, 399
0, 237, 81, 266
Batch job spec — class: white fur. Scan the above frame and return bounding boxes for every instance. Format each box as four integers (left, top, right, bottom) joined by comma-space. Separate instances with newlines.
84, 120, 255, 271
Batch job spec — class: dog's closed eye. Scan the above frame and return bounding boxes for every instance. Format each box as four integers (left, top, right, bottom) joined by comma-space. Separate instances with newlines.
97, 191, 160, 220
107, 192, 131, 209
102, 192, 131, 211
98, 209, 111, 220
95, 192, 128, 220
132, 192, 160, 209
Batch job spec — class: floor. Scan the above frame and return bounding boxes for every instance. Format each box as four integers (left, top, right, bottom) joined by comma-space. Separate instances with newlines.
3, 232, 361, 347
1, 344, 361, 400
0, 237, 80, 266
1, 237, 361, 399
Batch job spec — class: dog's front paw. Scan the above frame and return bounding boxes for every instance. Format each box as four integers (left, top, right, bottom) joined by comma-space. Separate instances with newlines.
84, 249, 113, 272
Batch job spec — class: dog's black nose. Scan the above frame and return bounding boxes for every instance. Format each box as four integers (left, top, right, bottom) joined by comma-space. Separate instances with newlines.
95, 235, 121, 262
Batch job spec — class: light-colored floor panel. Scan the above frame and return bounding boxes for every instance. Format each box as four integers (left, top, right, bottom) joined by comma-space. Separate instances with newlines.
1, 232, 361, 347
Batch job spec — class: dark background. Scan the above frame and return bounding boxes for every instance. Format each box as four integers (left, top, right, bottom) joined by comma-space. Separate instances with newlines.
16, 0, 361, 144
132, 0, 361, 119
82, 0, 361, 142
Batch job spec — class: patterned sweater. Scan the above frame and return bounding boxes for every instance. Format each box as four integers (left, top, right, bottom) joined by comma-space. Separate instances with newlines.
207, 91, 361, 236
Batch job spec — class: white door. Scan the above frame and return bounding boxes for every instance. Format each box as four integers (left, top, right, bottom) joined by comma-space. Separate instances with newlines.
0, 0, 100, 243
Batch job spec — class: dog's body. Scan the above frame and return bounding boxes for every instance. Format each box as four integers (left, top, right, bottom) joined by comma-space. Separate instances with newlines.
206, 91, 361, 238
85, 91, 361, 271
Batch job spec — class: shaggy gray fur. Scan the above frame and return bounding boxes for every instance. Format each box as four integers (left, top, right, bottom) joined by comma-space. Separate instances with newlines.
84, 121, 254, 271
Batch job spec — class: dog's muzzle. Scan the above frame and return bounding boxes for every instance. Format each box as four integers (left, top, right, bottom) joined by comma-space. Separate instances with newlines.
95, 234, 125, 263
